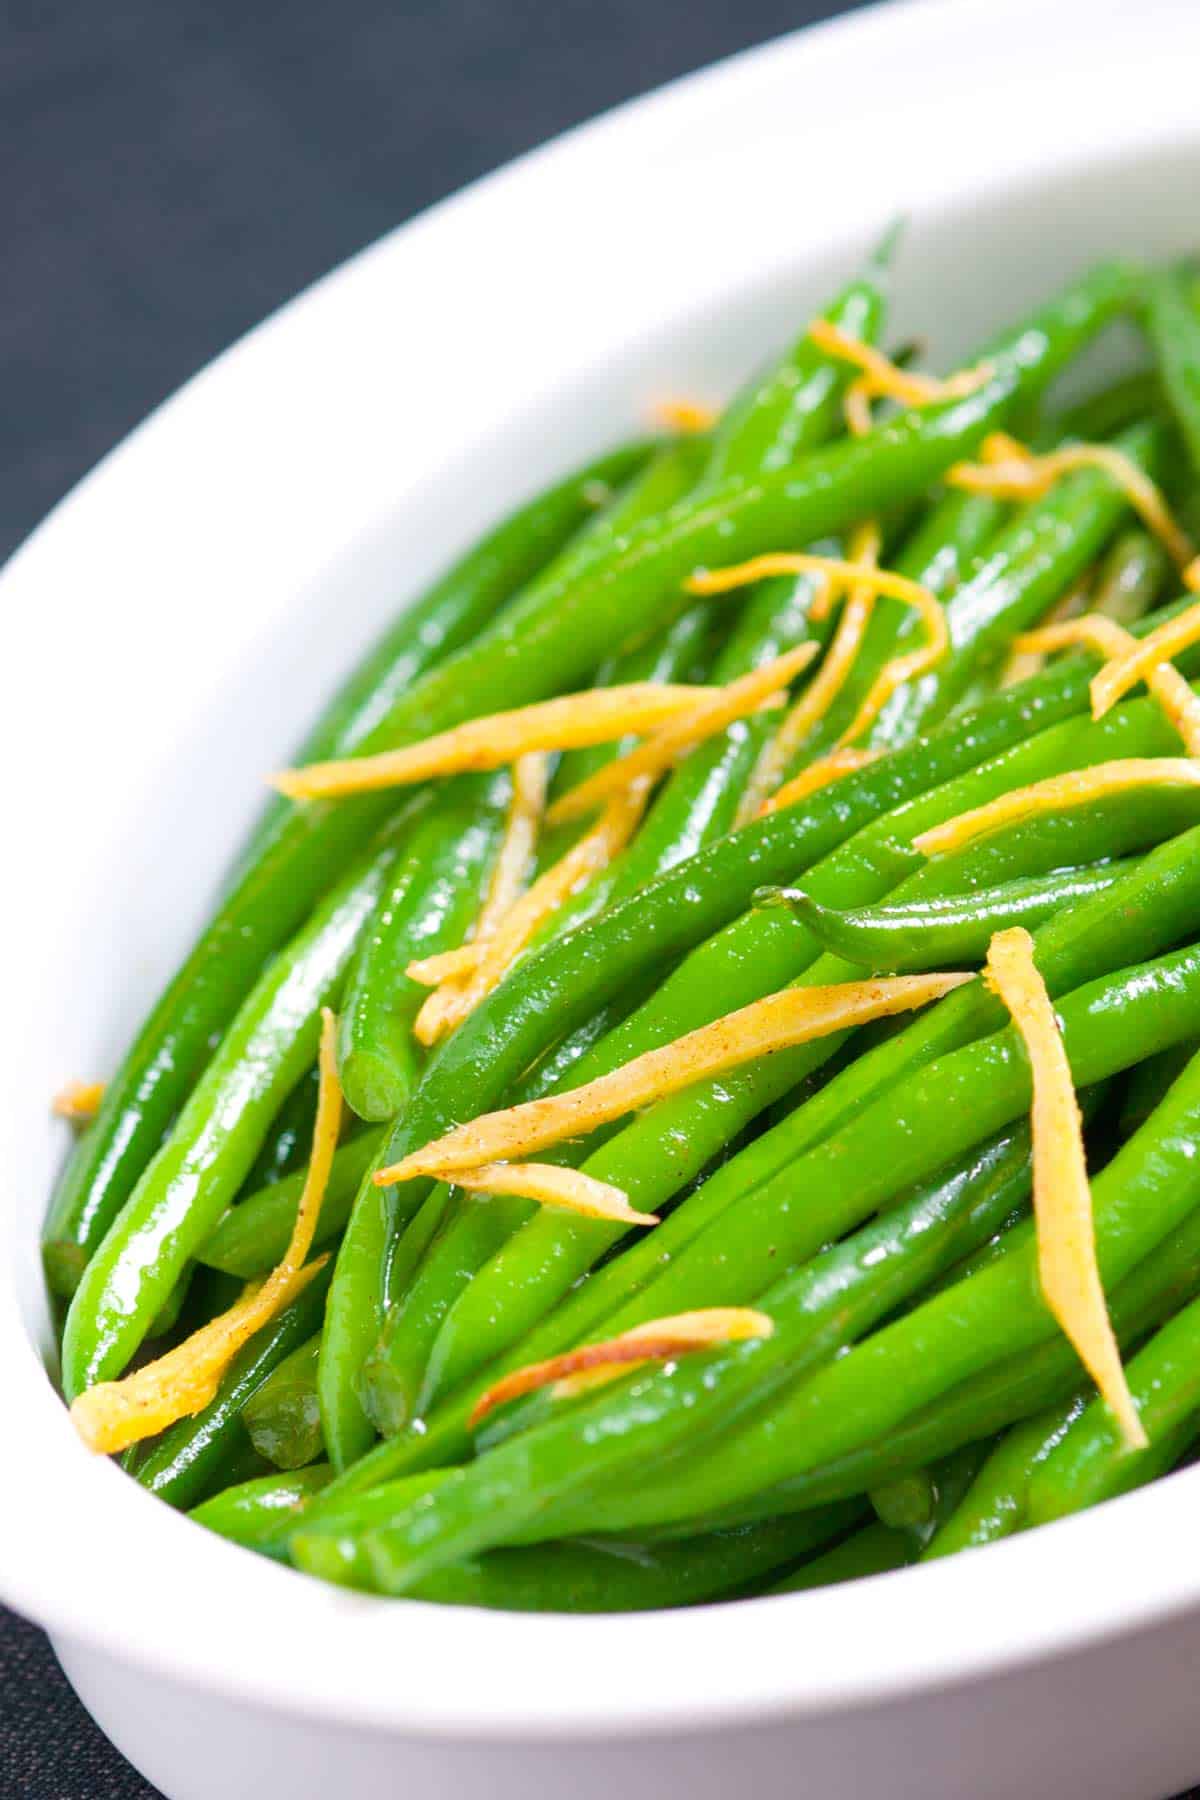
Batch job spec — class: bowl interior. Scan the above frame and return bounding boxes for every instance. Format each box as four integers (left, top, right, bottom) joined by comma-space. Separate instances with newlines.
4, 0, 1200, 1740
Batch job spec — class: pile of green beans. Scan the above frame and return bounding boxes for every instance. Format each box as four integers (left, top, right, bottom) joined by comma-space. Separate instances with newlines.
49, 246, 1200, 1614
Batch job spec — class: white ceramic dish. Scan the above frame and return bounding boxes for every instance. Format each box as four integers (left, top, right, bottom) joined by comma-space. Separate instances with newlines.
4, 1, 1200, 1794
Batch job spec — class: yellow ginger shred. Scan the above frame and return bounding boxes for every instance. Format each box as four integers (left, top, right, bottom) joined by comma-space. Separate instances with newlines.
454, 1162, 658, 1227
411, 776, 649, 1043
467, 1307, 775, 1426
377, 971, 971, 1185
914, 758, 1200, 859
652, 397, 718, 434
763, 747, 880, 815
1014, 613, 1200, 754
808, 318, 994, 436
834, 584, 949, 746
998, 580, 1092, 689
271, 683, 715, 799
686, 549, 937, 613
948, 434, 1195, 571
1090, 599, 1200, 724
984, 928, 1146, 1450
69, 1009, 343, 1456
52, 1080, 105, 1123
734, 522, 881, 822
544, 640, 819, 828
412, 754, 548, 1045
687, 547, 948, 760
406, 942, 483, 989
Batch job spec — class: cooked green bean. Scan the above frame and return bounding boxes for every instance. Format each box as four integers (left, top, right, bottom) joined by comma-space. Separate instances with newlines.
241, 1337, 324, 1470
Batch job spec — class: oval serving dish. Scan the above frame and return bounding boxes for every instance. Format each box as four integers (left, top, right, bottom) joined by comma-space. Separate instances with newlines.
3, 1, 1200, 1795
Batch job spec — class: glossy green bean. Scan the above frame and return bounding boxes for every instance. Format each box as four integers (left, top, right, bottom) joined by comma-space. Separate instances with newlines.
1090, 527, 1171, 627
241, 1337, 323, 1470
765, 1520, 912, 1592
369, 1506, 864, 1610
289, 1466, 857, 1602
920, 1392, 1088, 1558
131, 1264, 331, 1510
1048, 369, 1163, 445
243, 1063, 322, 1192
1027, 1287, 1200, 1525
758, 861, 1128, 973
191, 1465, 334, 1560
1143, 266, 1200, 478
869, 1445, 990, 1555
336, 772, 510, 1120
1118, 1039, 1200, 1141
195, 1125, 385, 1280
60, 832, 399, 1399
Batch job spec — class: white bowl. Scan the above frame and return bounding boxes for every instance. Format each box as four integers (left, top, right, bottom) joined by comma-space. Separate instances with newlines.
5, 1, 1200, 1795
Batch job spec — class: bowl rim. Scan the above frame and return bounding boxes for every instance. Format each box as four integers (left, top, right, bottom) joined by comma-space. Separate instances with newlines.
5, 0, 1200, 1743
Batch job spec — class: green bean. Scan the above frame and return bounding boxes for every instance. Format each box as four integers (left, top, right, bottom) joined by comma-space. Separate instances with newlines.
195, 1125, 385, 1280
921, 1392, 1088, 1557
381, 1508, 865, 1610
336, 772, 510, 1121
243, 1063, 322, 1192
870, 1444, 990, 1555
191, 1466, 334, 1560
241, 1337, 323, 1470
1118, 1040, 1200, 1141
757, 862, 1127, 973
861, 417, 1164, 751
869, 1469, 936, 1533
796, 484, 1007, 758
1143, 266, 1200, 478
1047, 369, 1163, 445
294, 1477, 862, 1606
765, 1521, 912, 1592
481, 1082, 1103, 1460
547, 598, 716, 817
1090, 527, 1171, 626
1027, 1289, 1200, 1525
699, 225, 896, 484
131, 1264, 331, 1510
145, 1266, 195, 1341
61, 829, 399, 1400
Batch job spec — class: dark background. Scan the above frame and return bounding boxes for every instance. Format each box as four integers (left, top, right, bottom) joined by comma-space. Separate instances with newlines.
3, 2, 863, 1794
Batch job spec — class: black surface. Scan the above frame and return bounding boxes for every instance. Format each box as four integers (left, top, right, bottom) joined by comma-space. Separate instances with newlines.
2, 2, 861, 1794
